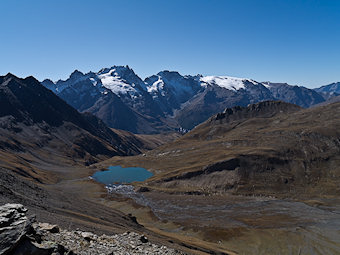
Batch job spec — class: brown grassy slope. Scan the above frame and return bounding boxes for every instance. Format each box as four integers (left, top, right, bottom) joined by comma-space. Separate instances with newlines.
104, 101, 340, 199
112, 128, 182, 151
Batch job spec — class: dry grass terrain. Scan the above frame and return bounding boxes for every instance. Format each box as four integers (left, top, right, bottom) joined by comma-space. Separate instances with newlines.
103, 101, 340, 199
111, 128, 182, 152
94, 101, 340, 254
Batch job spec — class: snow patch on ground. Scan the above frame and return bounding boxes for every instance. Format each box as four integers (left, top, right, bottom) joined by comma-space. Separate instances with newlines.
89, 78, 98, 86
262, 82, 272, 89
147, 77, 164, 93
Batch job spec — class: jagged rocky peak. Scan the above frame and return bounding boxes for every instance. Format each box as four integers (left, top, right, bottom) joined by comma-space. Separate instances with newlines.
211, 100, 302, 123
97, 65, 140, 82
41, 78, 56, 92
1, 73, 28, 87
0, 73, 21, 85
41, 78, 55, 85
69, 69, 84, 79
98, 65, 126, 75
0, 73, 12, 84
157, 70, 183, 79
4, 72, 17, 79
96, 65, 147, 94
64, 69, 89, 85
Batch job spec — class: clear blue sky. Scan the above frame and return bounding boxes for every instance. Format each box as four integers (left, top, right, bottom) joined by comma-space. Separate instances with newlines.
1, 0, 339, 88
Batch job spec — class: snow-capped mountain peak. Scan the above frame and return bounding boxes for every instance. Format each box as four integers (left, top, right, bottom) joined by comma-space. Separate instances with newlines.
200, 76, 260, 91
97, 67, 138, 95
41, 65, 328, 133
42, 65, 148, 98
145, 71, 201, 95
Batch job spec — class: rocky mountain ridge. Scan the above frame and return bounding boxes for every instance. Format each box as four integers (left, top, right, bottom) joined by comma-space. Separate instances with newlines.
314, 81, 340, 95
42, 66, 331, 133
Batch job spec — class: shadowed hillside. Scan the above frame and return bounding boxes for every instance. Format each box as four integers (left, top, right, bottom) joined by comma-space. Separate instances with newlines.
0, 73, 151, 181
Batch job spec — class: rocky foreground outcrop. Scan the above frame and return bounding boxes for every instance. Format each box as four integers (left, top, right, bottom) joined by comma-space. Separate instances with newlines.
0, 203, 184, 255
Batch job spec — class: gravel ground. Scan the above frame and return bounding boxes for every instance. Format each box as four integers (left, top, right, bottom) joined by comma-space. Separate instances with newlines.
34, 222, 186, 255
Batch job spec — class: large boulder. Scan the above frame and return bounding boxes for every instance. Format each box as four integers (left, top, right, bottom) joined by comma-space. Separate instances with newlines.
0, 203, 34, 254
0, 203, 71, 255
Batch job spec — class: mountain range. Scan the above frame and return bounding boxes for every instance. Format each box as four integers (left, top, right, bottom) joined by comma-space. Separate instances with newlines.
42, 66, 336, 134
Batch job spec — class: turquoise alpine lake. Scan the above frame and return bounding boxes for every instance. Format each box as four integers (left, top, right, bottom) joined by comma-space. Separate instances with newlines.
92, 165, 153, 185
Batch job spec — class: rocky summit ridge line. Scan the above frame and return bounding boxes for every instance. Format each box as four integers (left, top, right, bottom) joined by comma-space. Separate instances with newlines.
42, 66, 335, 134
